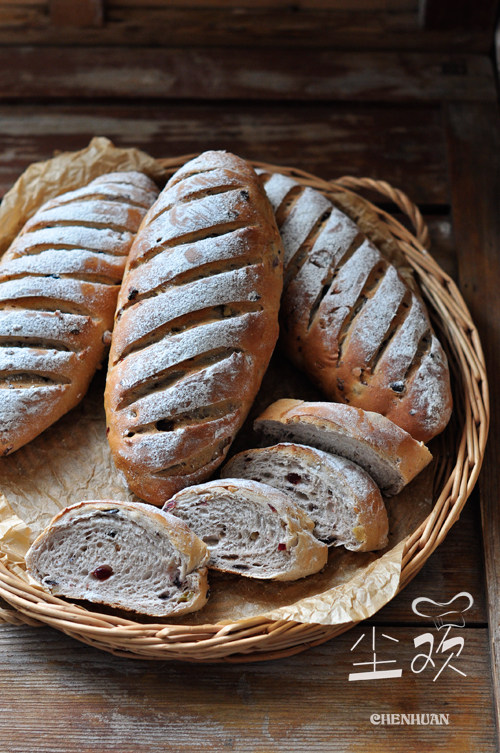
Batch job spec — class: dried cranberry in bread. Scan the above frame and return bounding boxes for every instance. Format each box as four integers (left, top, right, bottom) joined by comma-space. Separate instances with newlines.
258, 170, 452, 443
105, 151, 284, 505
0, 171, 158, 455
254, 399, 432, 496
164, 479, 327, 580
25, 500, 209, 617
222, 442, 388, 551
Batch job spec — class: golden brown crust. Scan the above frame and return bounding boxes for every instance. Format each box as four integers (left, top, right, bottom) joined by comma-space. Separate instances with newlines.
105, 151, 284, 505
0, 172, 158, 455
255, 399, 432, 495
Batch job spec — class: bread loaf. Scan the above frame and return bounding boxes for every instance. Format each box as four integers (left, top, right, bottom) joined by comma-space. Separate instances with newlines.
222, 442, 388, 551
0, 171, 158, 455
105, 151, 283, 505
25, 500, 209, 617
164, 479, 328, 580
259, 170, 452, 443
255, 399, 432, 496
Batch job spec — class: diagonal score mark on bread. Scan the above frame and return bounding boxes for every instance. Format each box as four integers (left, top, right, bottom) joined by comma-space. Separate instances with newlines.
105, 151, 284, 505
259, 169, 452, 443
0, 171, 159, 455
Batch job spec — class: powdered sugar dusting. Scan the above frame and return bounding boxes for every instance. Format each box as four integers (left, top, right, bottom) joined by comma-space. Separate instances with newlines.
261, 172, 298, 212
114, 315, 258, 393
373, 293, 429, 379
11, 226, 133, 257
280, 187, 331, 268
123, 226, 253, 297
30, 200, 144, 234
116, 265, 264, 351
341, 265, 406, 364
1, 249, 125, 281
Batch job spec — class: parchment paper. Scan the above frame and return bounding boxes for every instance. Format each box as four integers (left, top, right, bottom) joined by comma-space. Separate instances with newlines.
0, 139, 435, 627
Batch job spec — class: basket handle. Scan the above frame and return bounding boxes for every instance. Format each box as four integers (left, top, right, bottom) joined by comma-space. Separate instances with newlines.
334, 176, 430, 249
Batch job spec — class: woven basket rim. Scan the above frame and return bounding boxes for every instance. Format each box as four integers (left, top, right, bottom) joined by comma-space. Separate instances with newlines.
0, 156, 489, 662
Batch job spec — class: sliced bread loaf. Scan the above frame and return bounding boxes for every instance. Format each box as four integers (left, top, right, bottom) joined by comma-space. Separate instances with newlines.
25, 500, 210, 617
222, 443, 388, 551
164, 479, 328, 581
254, 399, 432, 496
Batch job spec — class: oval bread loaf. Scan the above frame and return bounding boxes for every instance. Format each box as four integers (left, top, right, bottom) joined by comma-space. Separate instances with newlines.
0, 171, 159, 455
259, 170, 452, 443
254, 399, 432, 496
25, 500, 210, 617
105, 151, 284, 505
164, 479, 328, 581
222, 442, 389, 551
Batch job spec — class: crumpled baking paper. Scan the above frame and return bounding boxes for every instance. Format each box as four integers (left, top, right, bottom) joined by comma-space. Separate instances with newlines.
0, 139, 435, 627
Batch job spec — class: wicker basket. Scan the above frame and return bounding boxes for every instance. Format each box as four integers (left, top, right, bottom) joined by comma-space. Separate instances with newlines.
0, 159, 489, 662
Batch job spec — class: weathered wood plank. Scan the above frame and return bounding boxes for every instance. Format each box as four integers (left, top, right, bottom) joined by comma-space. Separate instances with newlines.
444, 100, 500, 734
0, 625, 495, 752
110, 0, 418, 8
0, 103, 448, 204
0, 5, 491, 50
49, 0, 103, 27
1, 47, 494, 102
422, 0, 499, 31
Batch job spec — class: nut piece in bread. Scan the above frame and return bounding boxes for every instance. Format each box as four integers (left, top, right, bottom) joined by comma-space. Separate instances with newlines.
222, 442, 388, 551
164, 479, 328, 581
254, 399, 432, 496
259, 169, 452, 443
105, 151, 284, 505
0, 171, 159, 455
25, 500, 209, 617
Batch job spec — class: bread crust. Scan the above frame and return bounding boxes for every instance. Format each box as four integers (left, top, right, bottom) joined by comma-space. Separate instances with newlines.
105, 151, 284, 505
259, 170, 452, 443
26, 499, 209, 617
254, 399, 432, 496
0, 171, 158, 455
222, 442, 389, 551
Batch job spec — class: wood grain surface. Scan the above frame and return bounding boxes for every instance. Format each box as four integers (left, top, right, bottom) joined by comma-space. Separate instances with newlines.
0, 3, 493, 50
444, 100, 500, 733
0, 624, 495, 752
0, 103, 448, 203
0, 47, 495, 102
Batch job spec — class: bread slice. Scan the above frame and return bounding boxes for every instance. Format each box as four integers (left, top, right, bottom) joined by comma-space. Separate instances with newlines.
25, 500, 209, 617
254, 399, 432, 496
222, 443, 388, 551
164, 479, 328, 581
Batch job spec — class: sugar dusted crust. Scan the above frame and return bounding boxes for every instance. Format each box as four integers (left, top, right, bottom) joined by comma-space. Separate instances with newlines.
0, 171, 158, 455
258, 169, 452, 443
105, 151, 284, 506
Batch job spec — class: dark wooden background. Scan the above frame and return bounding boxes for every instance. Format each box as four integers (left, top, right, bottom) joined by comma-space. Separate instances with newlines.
0, 1, 499, 751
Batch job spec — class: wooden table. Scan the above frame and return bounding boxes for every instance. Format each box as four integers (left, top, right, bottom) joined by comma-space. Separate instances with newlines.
0, 3, 499, 751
